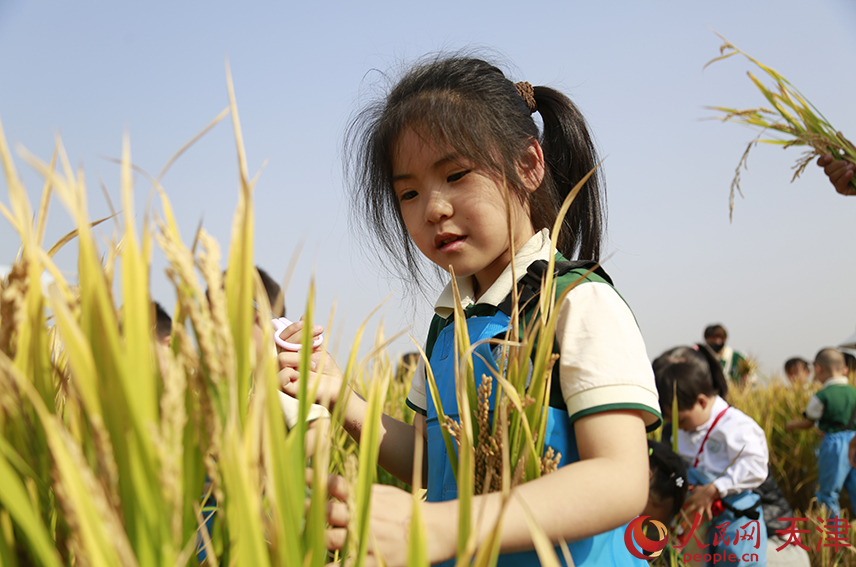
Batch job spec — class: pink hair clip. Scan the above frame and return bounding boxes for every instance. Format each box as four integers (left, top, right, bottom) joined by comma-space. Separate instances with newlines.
272, 317, 323, 352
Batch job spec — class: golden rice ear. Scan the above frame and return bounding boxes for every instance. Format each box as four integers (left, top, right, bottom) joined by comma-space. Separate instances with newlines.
706, 30, 856, 219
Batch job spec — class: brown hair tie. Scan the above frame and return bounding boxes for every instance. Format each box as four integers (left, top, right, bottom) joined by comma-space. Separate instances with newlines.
514, 81, 537, 114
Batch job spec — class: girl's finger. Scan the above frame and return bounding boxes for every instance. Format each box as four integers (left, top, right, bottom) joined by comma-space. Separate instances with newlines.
277, 351, 318, 371
325, 527, 349, 551
278, 369, 299, 390
327, 473, 350, 502
280, 319, 324, 340
326, 500, 349, 526
278, 351, 301, 368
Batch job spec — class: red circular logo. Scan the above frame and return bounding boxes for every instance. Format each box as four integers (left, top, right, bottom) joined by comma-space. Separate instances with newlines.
624, 515, 668, 559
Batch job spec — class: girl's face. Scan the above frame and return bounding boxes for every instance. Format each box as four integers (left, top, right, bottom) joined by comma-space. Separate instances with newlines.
391, 128, 541, 296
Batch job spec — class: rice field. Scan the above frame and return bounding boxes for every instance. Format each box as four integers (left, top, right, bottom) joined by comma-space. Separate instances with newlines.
0, 67, 573, 564
2, 45, 856, 565
647, 378, 856, 567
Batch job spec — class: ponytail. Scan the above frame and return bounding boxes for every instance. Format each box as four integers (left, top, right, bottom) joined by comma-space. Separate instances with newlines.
696, 343, 729, 399
532, 87, 604, 262
653, 345, 728, 412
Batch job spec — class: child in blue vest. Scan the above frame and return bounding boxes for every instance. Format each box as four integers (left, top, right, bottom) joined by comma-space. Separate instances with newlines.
278, 55, 661, 566
653, 345, 768, 567
786, 347, 856, 517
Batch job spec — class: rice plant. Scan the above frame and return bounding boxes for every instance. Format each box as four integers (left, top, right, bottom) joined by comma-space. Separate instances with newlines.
0, 63, 359, 565
731, 381, 856, 566
705, 31, 856, 218
0, 65, 573, 565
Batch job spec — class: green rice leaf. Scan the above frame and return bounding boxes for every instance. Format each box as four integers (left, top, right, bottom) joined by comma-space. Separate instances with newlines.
352, 360, 389, 566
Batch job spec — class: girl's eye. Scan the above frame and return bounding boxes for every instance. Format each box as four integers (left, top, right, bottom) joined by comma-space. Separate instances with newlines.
399, 190, 417, 202
447, 170, 470, 183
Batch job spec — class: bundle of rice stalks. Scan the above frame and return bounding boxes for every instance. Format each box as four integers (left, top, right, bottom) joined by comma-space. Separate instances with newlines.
705, 31, 856, 218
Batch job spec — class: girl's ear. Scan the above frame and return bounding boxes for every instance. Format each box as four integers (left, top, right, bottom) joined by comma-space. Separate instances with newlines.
517, 138, 545, 193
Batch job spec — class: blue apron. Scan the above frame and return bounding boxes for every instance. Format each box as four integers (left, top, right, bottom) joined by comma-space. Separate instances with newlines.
425, 309, 643, 566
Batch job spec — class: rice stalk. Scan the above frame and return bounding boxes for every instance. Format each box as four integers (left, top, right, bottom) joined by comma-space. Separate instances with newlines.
0, 70, 613, 567
705, 31, 856, 218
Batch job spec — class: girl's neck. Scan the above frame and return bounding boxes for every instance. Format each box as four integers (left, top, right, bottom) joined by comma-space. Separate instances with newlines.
472, 276, 482, 301
472, 226, 537, 302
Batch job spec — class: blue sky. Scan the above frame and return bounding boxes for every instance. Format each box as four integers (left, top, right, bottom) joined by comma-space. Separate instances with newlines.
1, 0, 855, 378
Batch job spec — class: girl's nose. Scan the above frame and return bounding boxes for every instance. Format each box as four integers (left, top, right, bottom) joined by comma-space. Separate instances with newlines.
425, 189, 453, 223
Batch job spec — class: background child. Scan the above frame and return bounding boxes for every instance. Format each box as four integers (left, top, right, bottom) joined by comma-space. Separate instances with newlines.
653, 345, 769, 567
645, 440, 688, 528
702, 324, 752, 386
152, 301, 173, 347
278, 55, 661, 566
786, 348, 856, 517
783, 357, 811, 386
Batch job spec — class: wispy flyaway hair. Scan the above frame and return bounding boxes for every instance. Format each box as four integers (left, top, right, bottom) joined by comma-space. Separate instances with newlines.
345, 53, 605, 284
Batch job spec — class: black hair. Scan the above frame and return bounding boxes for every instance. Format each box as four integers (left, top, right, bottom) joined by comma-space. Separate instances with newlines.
784, 357, 810, 374
345, 53, 605, 285
255, 266, 285, 318
394, 352, 421, 383
211, 266, 286, 318
703, 324, 727, 340
653, 344, 729, 412
152, 301, 172, 341
648, 440, 688, 521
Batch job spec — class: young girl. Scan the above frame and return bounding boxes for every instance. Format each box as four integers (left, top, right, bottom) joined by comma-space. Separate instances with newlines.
653, 345, 769, 567
278, 55, 661, 566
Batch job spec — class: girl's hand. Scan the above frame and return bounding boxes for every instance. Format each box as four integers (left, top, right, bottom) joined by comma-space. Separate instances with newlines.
277, 344, 345, 410
273, 318, 325, 353
684, 483, 721, 522
323, 475, 455, 567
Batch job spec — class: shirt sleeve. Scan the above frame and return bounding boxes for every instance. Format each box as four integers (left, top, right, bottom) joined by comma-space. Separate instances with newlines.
711, 413, 769, 497
406, 357, 428, 415
804, 395, 824, 421
555, 281, 661, 429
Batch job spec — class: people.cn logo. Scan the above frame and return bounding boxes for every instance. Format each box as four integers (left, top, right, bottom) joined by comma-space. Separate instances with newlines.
624, 515, 668, 559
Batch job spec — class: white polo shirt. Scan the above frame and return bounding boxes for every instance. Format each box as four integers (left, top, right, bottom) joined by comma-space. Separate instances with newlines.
406, 229, 661, 429
676, 395, 768, 497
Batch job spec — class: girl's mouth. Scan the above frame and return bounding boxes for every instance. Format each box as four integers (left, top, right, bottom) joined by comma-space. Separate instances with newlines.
435, 234, 465, 251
